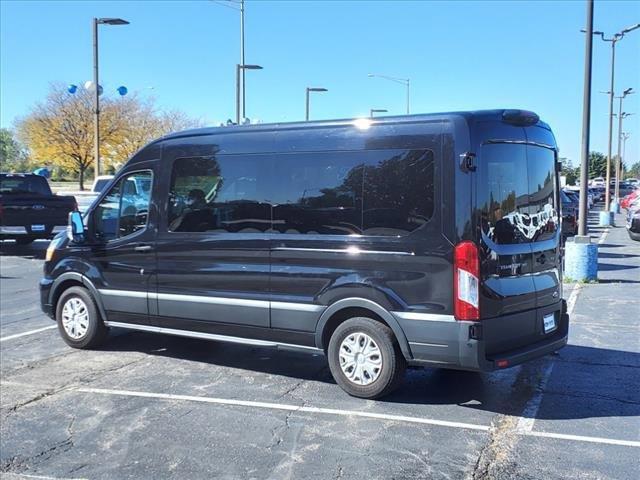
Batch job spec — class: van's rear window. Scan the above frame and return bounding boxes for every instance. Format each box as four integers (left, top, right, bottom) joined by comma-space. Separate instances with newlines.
478, 144, 558, 244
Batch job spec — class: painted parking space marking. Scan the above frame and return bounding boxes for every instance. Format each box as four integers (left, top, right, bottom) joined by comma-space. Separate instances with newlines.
77, 387, 491, 431
597, 228, 609, 245
515, 224, 623, 438
525, 430, 640, 448
517, 222, 609, 435
516, 359, 555, 433
78, 387, 640, 448
516, 282, 583, 432
0, 324, 57, 343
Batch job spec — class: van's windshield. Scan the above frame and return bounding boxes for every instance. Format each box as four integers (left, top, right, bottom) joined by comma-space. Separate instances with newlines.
478, 143, 558, 245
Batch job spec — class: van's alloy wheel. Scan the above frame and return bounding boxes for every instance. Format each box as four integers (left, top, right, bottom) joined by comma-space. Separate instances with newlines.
328, 317, 406, 399
56, 286, 107, 349
61, 297, 89, 339
339, 332, 383, 385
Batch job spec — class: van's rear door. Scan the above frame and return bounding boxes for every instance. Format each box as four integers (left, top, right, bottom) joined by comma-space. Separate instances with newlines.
526, 145, 562, 308
476, 139, 561, 321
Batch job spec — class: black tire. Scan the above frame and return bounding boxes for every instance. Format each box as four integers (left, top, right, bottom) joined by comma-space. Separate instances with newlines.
327, 317, 406, 399
55, 286, 108, 349
15, 237, 35, 245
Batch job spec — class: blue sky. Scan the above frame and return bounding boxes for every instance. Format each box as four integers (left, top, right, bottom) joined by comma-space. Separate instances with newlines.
1, 0, 639, 167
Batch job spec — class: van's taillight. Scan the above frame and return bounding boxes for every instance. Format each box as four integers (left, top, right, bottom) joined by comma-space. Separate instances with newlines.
454, 241, 480, 321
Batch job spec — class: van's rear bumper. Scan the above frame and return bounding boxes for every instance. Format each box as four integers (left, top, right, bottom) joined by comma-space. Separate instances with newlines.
399, 300, 568, 371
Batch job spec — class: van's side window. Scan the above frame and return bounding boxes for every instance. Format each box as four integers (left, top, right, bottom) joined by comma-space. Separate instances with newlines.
272, 149, 435, 236
168, 156, 271, 233
272, 153, 364, 235
93, 171, 153, 241
362, 149, 435, 236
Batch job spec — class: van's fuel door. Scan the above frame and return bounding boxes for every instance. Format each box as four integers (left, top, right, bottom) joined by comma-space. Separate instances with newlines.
459, 152, 476, 173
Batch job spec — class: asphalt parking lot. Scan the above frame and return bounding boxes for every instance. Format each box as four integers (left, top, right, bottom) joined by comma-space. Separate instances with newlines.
1, 207, 639, 480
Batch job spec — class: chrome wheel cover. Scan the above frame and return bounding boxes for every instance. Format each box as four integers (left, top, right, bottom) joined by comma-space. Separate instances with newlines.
339, 332, 383, 386
61, 297, 90, 340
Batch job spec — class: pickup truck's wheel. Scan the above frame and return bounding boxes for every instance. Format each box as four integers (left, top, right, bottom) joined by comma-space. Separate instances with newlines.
56, 286, 107, 349
15, 237, 35, 245
327, 317, 406, 399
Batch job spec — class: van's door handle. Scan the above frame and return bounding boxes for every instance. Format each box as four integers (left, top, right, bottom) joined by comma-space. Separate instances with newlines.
134, 244, 153, 253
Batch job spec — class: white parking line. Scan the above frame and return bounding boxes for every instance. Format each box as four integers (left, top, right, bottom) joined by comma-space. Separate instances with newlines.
0, 324, 57, 343
2, 474, 88, 480
598, 228, 610, 245
516, 269, 585, 434
517, 225, 608, 435
526, 430, 640, 448
565, 282, 583, 318
78, 387, 640, 448
78, 387, 490, 431
516, 359, 555, 432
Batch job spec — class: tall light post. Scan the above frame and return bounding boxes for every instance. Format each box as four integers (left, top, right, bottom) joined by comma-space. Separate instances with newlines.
621, 132, 630, 179
614, 87, 634, 199
305, 87, 328, 121
368, 73, 410, 114
584, 23, 640, 211
211, 1, 247, 119
565, 0, 598, 283
92, 17, 129, 179
370, 108, 388, 117
236, 64, 262, 124
577, 0, 594, 237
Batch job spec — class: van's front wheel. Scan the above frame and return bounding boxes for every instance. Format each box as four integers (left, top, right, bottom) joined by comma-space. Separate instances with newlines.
327, 317, 406, 399
56, 286, 107, 349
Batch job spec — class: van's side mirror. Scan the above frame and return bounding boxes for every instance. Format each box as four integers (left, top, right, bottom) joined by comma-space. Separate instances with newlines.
68, 211, 85, 243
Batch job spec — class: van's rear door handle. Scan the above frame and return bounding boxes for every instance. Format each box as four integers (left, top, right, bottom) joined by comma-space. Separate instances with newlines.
134, 244, 153, 252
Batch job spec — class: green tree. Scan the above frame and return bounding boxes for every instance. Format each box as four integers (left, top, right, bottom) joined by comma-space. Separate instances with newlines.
588, 151, 608, 179
628, 161, 640, 178
0, 128, 31, 172
16, 83, 200, 190
560, 157, 578, 185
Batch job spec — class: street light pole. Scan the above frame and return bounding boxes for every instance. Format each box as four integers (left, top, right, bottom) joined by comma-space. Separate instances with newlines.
236, 64, 241, 124
586, 23, 640, 210
615, 88, 634, 199
93, 18, 100, 179
92, 17, 129, 180
305, 87, 328, 121
240, 0, 246, 119
605, 39, 615, 211
621, 132, 630, 176
368, 73, 410, 114
235, 64, 262, 124
577, 0, 594, 237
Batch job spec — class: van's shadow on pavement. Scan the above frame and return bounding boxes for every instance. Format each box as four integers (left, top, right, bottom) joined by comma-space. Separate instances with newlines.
100, 329, 640, 421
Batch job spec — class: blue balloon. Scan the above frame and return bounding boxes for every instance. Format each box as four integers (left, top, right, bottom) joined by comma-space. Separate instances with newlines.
67, 84, 78, 94
117, 86, 128, 96
33, 167, 50, 178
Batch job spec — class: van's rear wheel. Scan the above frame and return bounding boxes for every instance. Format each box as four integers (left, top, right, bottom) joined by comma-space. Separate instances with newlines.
327, 317, 406, 399
56, 286, 107, 349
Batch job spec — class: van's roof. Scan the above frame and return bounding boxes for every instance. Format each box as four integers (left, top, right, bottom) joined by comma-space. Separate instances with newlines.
159, 109, 550, 142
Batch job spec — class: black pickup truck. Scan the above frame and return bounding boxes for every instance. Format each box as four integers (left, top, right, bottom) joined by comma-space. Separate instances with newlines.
0, 173, 77, 245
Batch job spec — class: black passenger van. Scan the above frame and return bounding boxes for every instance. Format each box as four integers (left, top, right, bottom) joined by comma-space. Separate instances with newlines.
40, 110, 568, 399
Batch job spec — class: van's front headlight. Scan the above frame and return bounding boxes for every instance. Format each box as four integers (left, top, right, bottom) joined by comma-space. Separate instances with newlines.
46, 236, 63, 262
